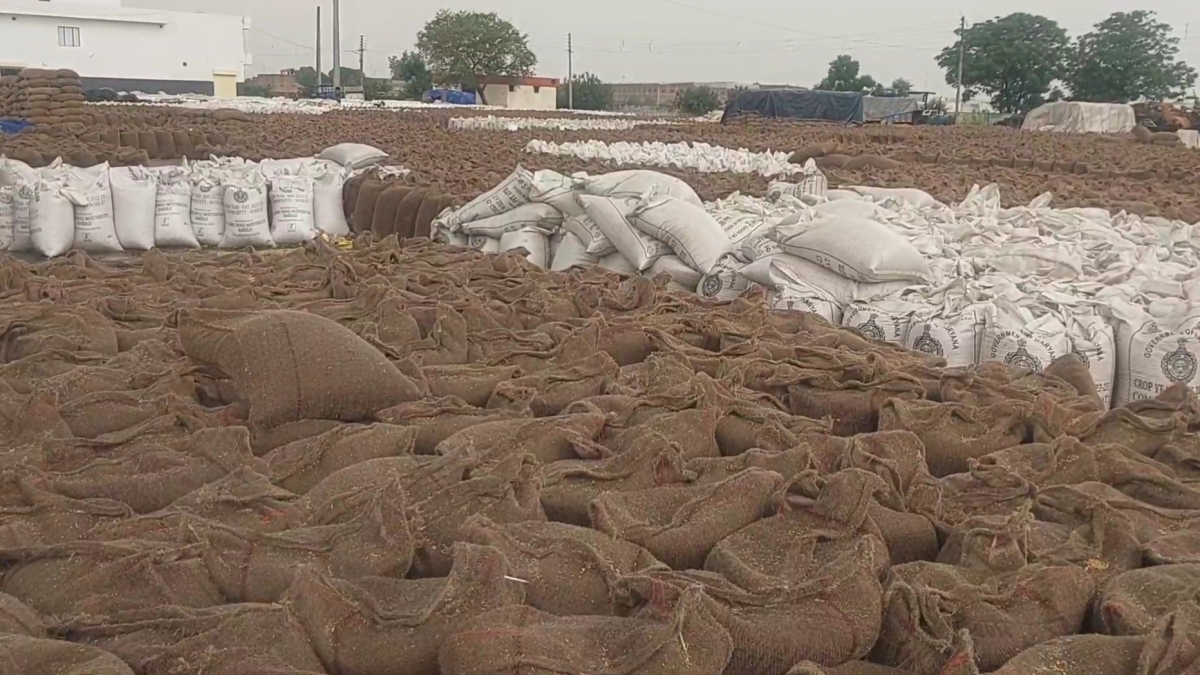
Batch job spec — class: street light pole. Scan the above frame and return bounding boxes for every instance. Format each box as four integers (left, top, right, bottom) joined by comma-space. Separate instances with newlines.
332, 0, 341, 92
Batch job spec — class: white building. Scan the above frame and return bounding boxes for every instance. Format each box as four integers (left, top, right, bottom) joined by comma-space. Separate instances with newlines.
477, 76, 558, 109
0, 0, 250, 97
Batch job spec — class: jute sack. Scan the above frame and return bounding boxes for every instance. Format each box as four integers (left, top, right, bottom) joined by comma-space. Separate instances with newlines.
877, 398, 1026, 477
486, 352, 619, 416
590, 467, 784, 570
0, 592, 44, 637
264, 423, 417, 494
57, 603, 327, 675
1093, 564, 1200, 636
288, 543, 526, 675
375, 396, 530, 455
436, 413, 606, 467
460, 515, 665, 615
0, 634, 135, 675
440, 585, 731, 675
179, 309, 423, 429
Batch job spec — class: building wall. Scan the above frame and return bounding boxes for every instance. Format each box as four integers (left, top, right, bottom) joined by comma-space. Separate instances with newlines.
0, 0, 249, 85
481, 83, 557, 109
611, 82, 744, 109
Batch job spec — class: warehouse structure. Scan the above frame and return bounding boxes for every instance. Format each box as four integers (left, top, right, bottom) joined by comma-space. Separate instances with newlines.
0, 0, 250, 97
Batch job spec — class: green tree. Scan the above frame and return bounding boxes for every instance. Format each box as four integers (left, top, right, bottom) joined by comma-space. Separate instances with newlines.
388, 50, 433, 100
327, 67, 363, 88
416, 10, 537, 104
816, 55, 878, 92
1066, 11, 1197, 102
295, 66, 325, 97
237, 82, 273, 98
935, 13, 1069, 113
891, 78, 914, 96
674, 85, 721, 115
363, 78, 392, 100
556, 72, 612, 110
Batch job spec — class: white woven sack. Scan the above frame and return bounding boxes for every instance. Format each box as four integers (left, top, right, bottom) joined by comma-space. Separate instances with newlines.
578, 194, 667, 271
0, 155, 34, 187
580, 170, 702, 206
155, 170, 200, 248
697, 253, 750, 302
550, 232, 598, 271
766, 159, 827, 202
460, 202, 563, 238
499, 227, 550, 268
8, 183, 36, 252
827, 189, 868, 201
562, 214, 615, 256
598, 251, 638, 275
850, 186, 938, 208
712, 211, 774, 253
647, 254, 702, 291
64, 165, 123, 253
433, 221, 468, 247
1112, 299, 1200, 406
742, 254, 910, 305
268, 175, 317, 245
904, 303, 986, 368
220, 173, 274, 249
259, 158, 312, 179
528, 170, 586, 218
766, 284, 842, 325
299, 161, 350, 237
812, 199, 895, 220
981, 302, 1071, 373
31, 181, 75, 258
772, 216, 930, 283
1067, 312, 1116, 408
316, 143, 387, 171
109, 167, 157, 250
190, 175, 225, 247
468, 235, 501, 254
632, 195, 732, 275
0, 187, 14, 251
444, 166, 533, 228
842, 300, 921, 345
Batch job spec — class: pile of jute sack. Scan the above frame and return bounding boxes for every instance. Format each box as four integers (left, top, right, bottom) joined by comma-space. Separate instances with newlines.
437, 161, 1200, 410
0, 143, 389, 256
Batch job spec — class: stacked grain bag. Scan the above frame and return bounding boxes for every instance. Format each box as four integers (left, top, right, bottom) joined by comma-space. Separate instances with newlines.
0, 75, 19, 118
10, 68, 86, 127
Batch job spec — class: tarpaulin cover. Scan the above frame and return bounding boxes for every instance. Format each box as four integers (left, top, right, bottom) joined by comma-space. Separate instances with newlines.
863, 96, 921, 122
1021, 101, 1136, 133
721, 89, 864, 124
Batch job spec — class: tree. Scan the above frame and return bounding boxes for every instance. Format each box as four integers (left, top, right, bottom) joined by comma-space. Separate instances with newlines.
327, 67, 363, 88
1066, 11, 1197, 102
891, 78, 914, 96
936, 13, 1069, 113
416, 10, 537, 103
363, 78, 392, 100
674, 86, 720, 115
389, 51, 433, 100
815, 55, 878, 92
557, 72, 612, 110
238, 82, 273, 98
295, 66, 326, 97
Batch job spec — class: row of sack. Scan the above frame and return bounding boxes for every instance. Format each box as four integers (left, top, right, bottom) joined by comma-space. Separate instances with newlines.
430, 164, 1186, 410
0, 155, 356, 256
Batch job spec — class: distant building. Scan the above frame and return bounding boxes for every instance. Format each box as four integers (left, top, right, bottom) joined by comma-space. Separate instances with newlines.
247, 69, 300, 98
0, 0, 250, 97
610, 81, 747, 110
477, 75, 558, 109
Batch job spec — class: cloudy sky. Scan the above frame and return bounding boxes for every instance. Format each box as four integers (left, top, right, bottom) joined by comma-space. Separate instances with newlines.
128, 0, 1199, 95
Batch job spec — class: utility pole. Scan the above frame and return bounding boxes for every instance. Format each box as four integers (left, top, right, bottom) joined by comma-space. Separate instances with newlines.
954, 15, 965, 117
357, 35, 367, 98
315, 6, 321, 94
332, 0, 341, 92
567, 33, 573, 109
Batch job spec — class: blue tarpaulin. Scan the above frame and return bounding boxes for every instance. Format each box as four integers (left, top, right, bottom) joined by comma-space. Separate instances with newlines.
0, 118, 34, 135
425, 89, 476, 105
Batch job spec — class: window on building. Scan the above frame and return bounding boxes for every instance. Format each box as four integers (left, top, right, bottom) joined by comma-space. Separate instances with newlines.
533, 86, 540, 93
57, 26, 80, 47
508, 85, 516, 92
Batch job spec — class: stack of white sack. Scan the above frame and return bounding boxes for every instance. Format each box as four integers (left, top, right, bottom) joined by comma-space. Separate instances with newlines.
433, 165, 739, 277
0, 150, 363, 257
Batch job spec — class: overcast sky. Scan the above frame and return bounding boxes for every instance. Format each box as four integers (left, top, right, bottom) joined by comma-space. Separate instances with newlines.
128, 0, 1199, 95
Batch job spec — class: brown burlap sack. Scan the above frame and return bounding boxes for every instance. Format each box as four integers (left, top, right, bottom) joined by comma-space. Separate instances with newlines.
179, 308, 423, 428
486, 352, 619, 416
288, 543, 526, 675
1, 540, 223, 617
162, 465, 296, 530
264, 422, 416, 493
1, 305, 119, 363
393, 188, 427, 239
1094, 565, 1200, 636
439, 585, 732, 675
435, 412, 606, 466
706, 470, 891, 584
351, 176, 389, 234
802, 430, 943, 516
392, 304, 471, 366
688, 447, 815, 485
370, 185, 412, 238
608, 408, 722, 461
422, 364, 521, 407
47, 426, 268, 513
870, 560, 1093, 673
376, 396, 529, 454
608, 350, 697, 398
785, 372, 925, 436
0, 592, 45, 637
248, 419, 342, 455
460, 515, 665, 615
878, 398, 1026, 477
0, 469, 133, 547
58, 603, 327, 675
591, 467, 784, 570
0, 634, 134, 675
410, 454, 545, 577
540, 430, 692, 526
197, 479, 412, 602
621, 547, 880, 674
